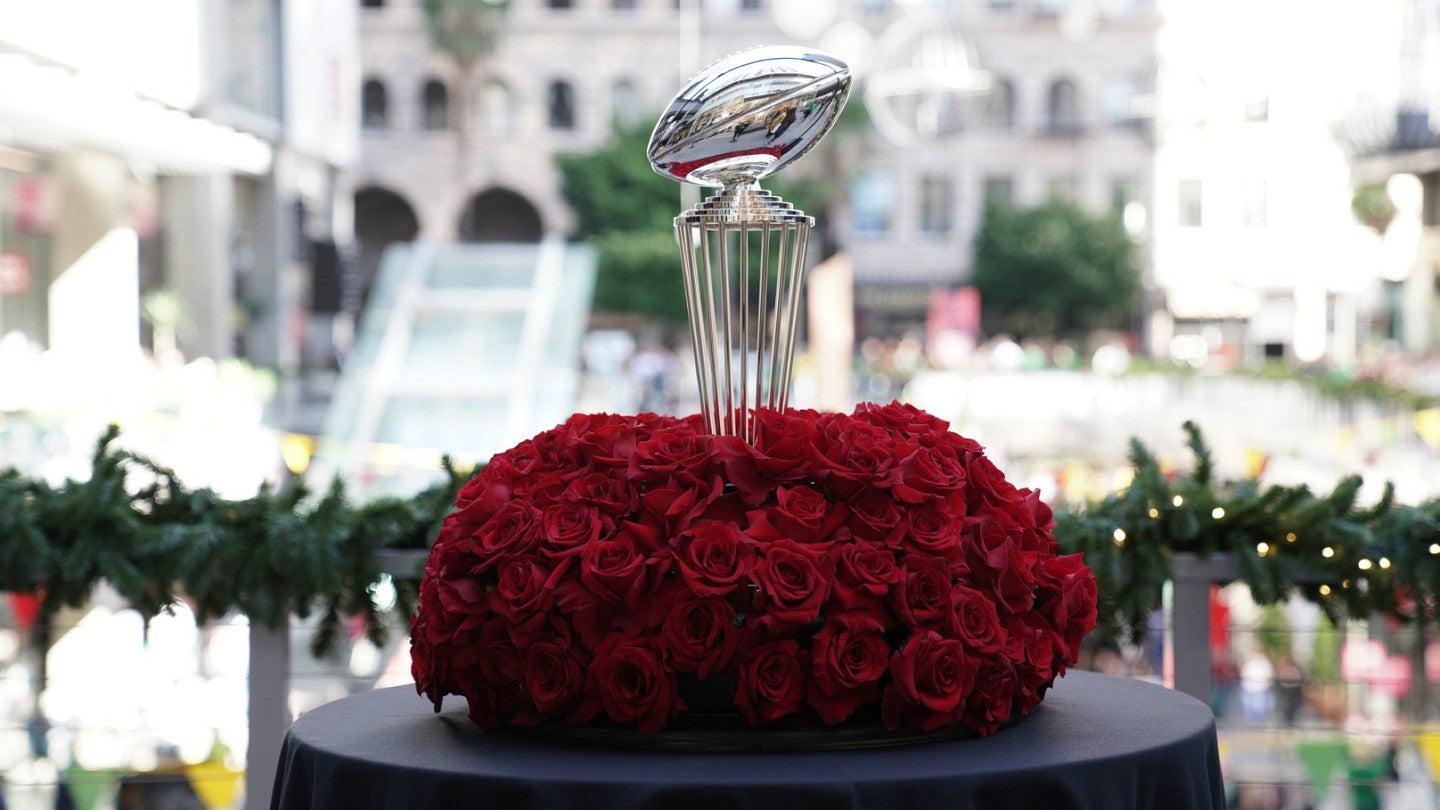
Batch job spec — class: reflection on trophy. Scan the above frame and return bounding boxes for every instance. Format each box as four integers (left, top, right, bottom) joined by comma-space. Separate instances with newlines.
648, 46, 851, 440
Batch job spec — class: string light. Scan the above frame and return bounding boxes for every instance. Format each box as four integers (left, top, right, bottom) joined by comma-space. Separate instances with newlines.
1358, 559, 1373, 571
1379, 557, 1391, 570
1286, 532, 1297, 543
1342, 579, 1351, 589
1322, 547, 1335, 558
1256, 542, 1270, 556
1112, 528, 1126, 545
1430, 543, 1440, 555
1211, 507, 1225, 519
1172, 495, 1184, 507
1319, 584, 1331, 596
1148, 508, 1160, 519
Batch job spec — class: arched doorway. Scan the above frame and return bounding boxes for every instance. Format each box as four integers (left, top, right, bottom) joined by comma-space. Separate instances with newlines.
354, 186, 420, 305
458, 187, 543, 243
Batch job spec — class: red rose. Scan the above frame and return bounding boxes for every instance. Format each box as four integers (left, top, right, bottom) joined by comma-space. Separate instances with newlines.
753, 539, 833, 631
628, 420, 715, 484
963, 660, 1017, 736
517, 635, 587, 719
447, 470, 514, 528
672, 519, 755, 597
472, 500, 544, 569
542, 501, 611, 557
476, 616, 523, 686
852, 401, 952, 438
1010, 610, 1057, 677
885, 630, 975, 731
830, 542, 900, 612
808, 612, 891, 724
656, 591, 738, 679
903, 499, 966, 564
963, 507, 1037, 614
844, 489, 906, 546
564, 471, 636, 517
807, 420, 900, 498
745, 484, 848, 548
735, 639, 807, 725
639, 476, 722, 537
711, 409, 818, 503
589, 634, 683, 732
1035, 553, 1097, 664
952, 584, 1004, 655
891, 554, 957, 632
489, 555, 566, 644
893, 444, 968, 505
579, 532, 653, 608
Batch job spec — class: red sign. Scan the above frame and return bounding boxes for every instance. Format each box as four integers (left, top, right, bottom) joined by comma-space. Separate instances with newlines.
0, 253, 32, 295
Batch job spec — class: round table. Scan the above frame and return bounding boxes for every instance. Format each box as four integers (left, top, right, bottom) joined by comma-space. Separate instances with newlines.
269, 670, 1223, 810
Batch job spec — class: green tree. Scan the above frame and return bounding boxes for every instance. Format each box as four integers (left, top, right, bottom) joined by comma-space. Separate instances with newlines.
971, 196, 1140, 340
422, 0, 508, 168
555, 118, 689, 322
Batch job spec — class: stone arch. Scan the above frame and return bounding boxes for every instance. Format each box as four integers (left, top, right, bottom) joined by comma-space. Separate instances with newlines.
354, 185, 420, 302
459, 187, 543, 243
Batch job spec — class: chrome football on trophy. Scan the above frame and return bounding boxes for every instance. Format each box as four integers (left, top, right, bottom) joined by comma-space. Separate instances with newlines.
648, 46, 851, 440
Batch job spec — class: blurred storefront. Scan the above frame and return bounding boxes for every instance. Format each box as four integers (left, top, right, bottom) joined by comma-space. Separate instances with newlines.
0, 0, 359, 429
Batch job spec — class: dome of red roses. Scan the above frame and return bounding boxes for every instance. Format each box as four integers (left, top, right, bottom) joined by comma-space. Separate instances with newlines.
411, 403, 1097, 735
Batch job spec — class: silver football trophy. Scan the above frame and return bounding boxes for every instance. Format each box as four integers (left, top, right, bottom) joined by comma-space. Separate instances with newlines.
648, 46, 851, 441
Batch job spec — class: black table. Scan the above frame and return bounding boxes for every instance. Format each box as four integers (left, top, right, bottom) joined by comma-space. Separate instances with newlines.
270, 670, 1223, 810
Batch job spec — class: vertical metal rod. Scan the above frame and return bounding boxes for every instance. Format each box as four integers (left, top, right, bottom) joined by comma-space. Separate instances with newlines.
778, 222, 810, 410
738, 223, 750, 441
718, 223, 736, 435
699, 224, 722, 434
677, 222, 711, 430
766, 224, 790, 407
755, 224, 771, 418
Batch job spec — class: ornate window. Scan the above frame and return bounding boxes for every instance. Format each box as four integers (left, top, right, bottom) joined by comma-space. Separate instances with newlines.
1046, 77, 1081, 134
549, 80, 576, 130
422, 79, 449, 130
362, 78, 389, 129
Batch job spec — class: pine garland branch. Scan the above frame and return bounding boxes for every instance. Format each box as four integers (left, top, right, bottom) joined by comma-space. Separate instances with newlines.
1056, 423, 1440, 644
0, 426, 473, 655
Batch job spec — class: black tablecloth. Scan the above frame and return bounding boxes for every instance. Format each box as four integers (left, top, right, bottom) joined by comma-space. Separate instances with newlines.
270, 670, 1223, 810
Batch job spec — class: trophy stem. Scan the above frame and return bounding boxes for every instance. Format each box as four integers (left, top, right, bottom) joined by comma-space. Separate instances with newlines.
674, 184, 812, 441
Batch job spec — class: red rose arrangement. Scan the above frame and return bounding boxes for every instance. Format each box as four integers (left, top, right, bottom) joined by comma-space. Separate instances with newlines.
411, 402, 1096, 735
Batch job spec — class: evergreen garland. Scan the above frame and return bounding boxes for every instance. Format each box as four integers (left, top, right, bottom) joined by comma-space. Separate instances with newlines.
1057, 421, 1440, 643
5, 421, 1440, 656
0, 425, 472, 655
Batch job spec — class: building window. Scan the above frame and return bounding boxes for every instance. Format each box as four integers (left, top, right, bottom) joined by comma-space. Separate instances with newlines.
983, 176, 1014, 207
362, 78, 389, 128
851, 172, 895, 236
361, 0, 383, 7
1242, 179, 1268, 227
612, 0, 637, 8
983, 78, 1015, 129
479, 80, 513, 138
547, 0, 573, 8
612, 79, 642, 125
741, 0, 763, 9
1046, 77, 1081, 134
919, 176, 953, 235
549, 80, 576, 130
422, 78, 449, 130
1177, 179, 1203, 227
